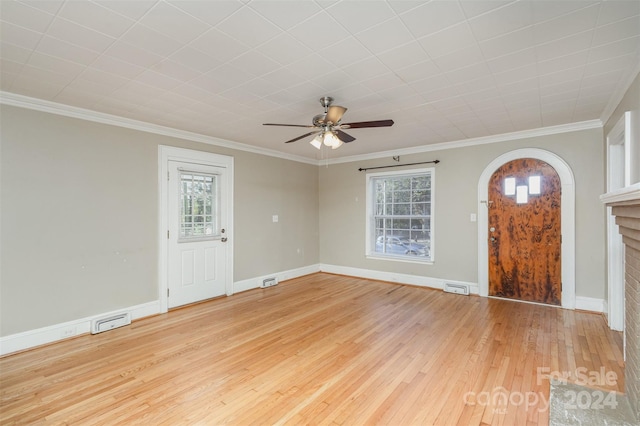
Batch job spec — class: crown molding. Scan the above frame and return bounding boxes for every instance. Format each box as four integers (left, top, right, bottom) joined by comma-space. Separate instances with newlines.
1, 91, 604, 168
0, 92, 318, 166
327, 119, 603, 165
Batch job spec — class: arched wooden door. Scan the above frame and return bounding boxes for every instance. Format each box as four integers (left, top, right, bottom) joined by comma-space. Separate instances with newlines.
488, 158, 561, 305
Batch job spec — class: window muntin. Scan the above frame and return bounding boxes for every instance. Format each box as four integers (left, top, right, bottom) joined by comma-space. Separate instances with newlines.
179, 172, 219, 240
367, 169, 433, 262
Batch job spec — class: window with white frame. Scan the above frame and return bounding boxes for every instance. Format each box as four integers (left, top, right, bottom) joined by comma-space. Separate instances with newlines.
179, 171, 219, 240
366, 168, 434, 262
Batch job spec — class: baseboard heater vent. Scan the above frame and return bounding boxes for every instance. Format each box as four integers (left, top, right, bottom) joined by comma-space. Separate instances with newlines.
261, 277, 278, 288
443, 283, 470, 296
91, 312, 131, 334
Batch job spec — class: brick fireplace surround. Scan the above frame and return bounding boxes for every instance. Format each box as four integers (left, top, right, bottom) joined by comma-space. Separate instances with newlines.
603, 184, 640, 422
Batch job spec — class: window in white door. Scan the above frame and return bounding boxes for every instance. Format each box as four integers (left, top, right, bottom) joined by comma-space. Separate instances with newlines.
179, 171, 219, 240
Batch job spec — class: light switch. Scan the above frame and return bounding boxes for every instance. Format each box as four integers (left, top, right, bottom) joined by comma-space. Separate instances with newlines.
470, 213, 477, 222
272, 215, 278, 223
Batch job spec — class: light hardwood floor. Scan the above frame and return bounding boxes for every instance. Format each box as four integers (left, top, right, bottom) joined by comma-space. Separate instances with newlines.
0, 273, 624, 425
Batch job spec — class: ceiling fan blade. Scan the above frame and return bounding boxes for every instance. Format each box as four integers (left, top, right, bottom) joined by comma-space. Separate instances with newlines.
326, 106, 347, 124
341, 119, 394, 129
264, 123, 315, 128
285, 131, 319, 144
335, 130, 356, 143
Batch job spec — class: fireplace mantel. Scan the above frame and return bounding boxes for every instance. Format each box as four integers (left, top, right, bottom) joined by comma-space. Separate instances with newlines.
601, 183, 640, 205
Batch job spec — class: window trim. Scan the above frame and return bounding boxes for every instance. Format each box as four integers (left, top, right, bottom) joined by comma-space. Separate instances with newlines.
365, 167, 435, 264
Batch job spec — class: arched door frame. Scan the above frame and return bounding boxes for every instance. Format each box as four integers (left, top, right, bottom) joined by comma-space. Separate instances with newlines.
477, 148, 576, 309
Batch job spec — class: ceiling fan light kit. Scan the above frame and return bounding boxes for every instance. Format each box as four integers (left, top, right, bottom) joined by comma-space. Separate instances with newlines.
264, 96, 394, 150
310, 131, 343, 150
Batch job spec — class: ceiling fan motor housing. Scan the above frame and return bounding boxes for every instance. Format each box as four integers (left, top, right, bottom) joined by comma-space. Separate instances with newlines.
312, 114, 327, 127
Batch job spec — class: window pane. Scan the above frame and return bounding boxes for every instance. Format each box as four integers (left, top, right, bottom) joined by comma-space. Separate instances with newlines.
529, 176, 541, 194
516, 185, 528, 204
394, 218, 411, 229
412, 191, 429, 203
411, 202, 429, 215
505, 177, 516, 195
394, 190, 411, 202
412, 176, 429, 189
393, 203, 411, 215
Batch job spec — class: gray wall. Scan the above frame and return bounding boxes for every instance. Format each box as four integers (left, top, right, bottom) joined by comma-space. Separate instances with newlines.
0, 99, 613, 337
0, 105, 319, 336
319, 127, 607, 300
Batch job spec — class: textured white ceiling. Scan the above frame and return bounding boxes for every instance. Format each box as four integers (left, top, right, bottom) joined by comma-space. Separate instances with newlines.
1, 0, 639, 160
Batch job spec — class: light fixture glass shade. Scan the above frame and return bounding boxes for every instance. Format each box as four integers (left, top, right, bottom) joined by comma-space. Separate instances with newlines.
323, 132, 341, 148
310, 134, 323, 149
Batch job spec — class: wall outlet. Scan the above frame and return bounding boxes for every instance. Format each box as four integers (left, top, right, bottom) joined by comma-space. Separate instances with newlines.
60, 326, 77, 338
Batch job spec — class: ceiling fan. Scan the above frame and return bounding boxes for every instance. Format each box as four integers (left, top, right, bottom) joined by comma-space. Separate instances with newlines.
263, 96, 394, 150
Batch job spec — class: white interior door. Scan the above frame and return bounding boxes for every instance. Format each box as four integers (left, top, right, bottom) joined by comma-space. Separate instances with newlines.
167, 160, 229, 308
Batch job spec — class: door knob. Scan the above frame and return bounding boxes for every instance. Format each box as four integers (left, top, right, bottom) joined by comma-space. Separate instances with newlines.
221, 237, 228, 242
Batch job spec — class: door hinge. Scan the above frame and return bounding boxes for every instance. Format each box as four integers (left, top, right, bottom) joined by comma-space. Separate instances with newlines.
167, 230, 170, 239
167, 171, 170, 181
167, 288, 170, 297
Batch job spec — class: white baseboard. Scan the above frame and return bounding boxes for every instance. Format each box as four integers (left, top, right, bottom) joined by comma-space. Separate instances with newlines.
1, 265, 320, 357
0, 301, 160, 357
575, 296, 606, 313
322, 265, 606, 313
319, 264, 479, 295
1, 270, 603, 357
233, 264, 321, 293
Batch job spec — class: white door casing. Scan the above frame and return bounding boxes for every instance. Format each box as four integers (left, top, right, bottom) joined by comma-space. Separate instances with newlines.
159, 146, 233, 313
478, 148, 576, 309
605, 112, 630, 332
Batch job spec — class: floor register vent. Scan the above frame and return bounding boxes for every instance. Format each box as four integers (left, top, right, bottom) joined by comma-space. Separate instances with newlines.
261, 277, 278, 288
443, 283, 470, 296
91, 312, 131, 334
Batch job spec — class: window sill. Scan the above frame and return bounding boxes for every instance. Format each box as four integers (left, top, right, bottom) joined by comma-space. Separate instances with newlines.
366, 254, 434, 265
